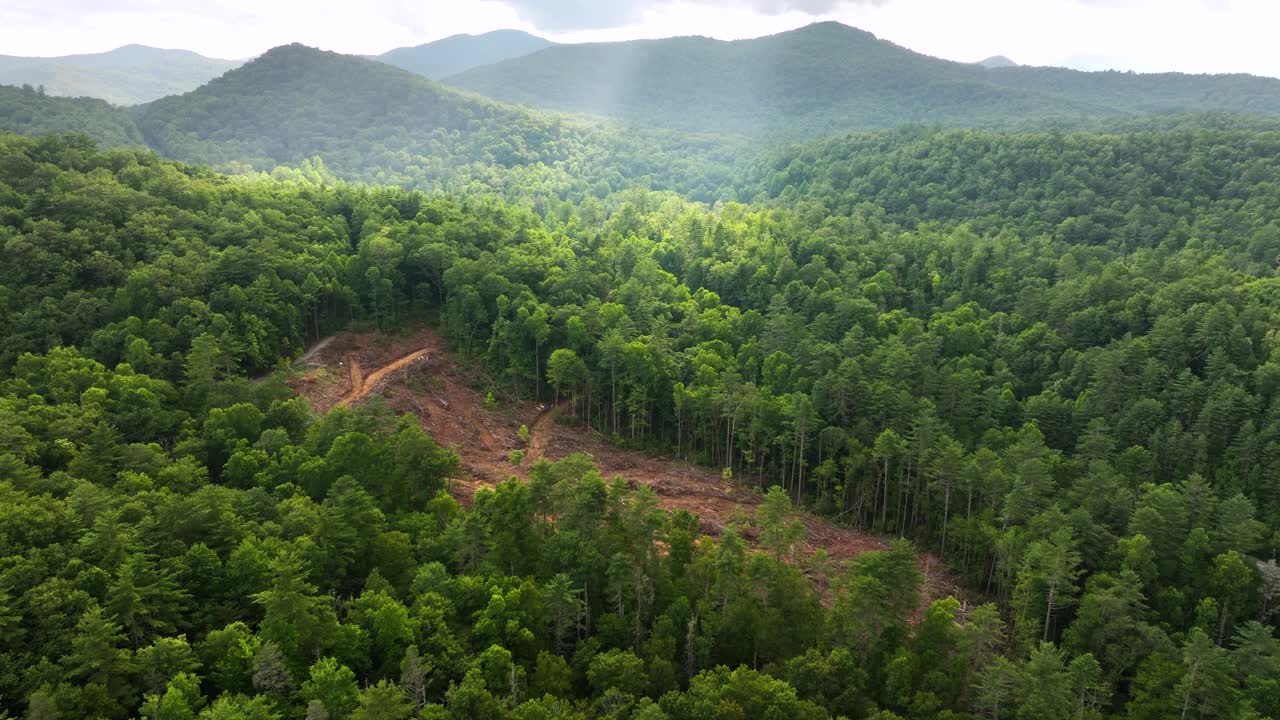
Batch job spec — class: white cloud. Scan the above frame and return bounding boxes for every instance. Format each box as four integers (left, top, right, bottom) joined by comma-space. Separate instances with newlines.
827, 0, 1280, 75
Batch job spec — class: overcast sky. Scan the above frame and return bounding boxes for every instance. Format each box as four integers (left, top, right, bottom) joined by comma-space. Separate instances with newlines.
2, 0, 1277, 77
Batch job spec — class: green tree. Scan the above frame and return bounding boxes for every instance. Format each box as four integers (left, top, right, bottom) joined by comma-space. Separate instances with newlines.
352, 680, 412, 720
757, 485, 804, 561
301, 658, 361, 720
1014, 526, 1082, 645
546, 348, 588, 416
1176, 628, 1239, 720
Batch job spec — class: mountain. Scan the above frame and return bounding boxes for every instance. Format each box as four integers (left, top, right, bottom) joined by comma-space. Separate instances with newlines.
976, 55, 1018, 68
0, 45, 241, 105
379, 30, 556, 79
446, 23, 1111, 136
135, 43, 577, 176
448, 22, 1280, 137
0, 84, 144, 147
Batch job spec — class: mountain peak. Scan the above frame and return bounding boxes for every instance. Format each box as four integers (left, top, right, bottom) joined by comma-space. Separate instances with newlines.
380, 30, 555, 80
0, 43, 240, 105
977, 55, 1019, 68
260, 42, 324, 57
785, 21, 878, 40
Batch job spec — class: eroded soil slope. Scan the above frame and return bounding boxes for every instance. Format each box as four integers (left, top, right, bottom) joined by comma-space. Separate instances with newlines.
289, 326, 962, 601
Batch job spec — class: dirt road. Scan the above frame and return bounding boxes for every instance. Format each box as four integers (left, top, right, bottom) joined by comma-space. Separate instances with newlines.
336, 348, 430, 408
299, 336, 335, 364
524, 403, 565, 463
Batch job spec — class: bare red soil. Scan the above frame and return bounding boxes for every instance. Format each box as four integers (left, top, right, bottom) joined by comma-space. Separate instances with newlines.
289, 326, 964, 606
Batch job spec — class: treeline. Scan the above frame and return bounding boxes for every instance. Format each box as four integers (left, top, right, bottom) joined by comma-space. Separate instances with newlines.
4, 131, 1280, 717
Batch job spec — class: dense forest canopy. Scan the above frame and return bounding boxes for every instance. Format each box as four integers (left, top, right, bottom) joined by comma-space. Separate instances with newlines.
4, 121, 1280, 719
0, 84, 145, 149
3, 15, 1280, 720
744, 124, 1280, 250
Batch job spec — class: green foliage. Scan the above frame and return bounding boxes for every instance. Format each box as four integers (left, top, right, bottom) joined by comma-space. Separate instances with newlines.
300, 658, 360, 720
0, 85, 144, 146
4, 105, 1280, 720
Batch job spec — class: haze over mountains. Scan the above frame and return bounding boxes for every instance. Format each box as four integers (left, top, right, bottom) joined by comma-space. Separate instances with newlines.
449, 22, 1280, 136
0, 45, 240, 105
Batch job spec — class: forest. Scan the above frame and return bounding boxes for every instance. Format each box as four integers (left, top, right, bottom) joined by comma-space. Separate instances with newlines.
3, 114, 1280, 720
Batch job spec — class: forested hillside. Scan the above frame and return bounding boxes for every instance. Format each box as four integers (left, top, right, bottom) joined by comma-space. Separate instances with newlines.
982, 65, 1280, 117
5, 119, 1280, 719
448, 23, 1093, 137
0, 84, 145, 148
448, 22, 1280, 137
379, 31, 556, 80
134, 44, 582, 179
0, 45, 241, 106
746, 124, 1280, 248
130, 43, 742, 201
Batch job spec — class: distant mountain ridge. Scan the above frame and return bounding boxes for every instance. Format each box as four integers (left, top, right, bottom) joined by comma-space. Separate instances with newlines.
445, 23, 1101, 136
0, 45, 241, 105
447, 22, 1280, 137
379, 30, 555, 79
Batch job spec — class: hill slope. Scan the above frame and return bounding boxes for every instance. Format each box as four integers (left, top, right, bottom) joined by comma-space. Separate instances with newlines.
136, 43, 592, 178
379, 30, 555, 79
0, 45, 241, 105
133, 43, 743, 198
981, 64, 1280, 116
0, 84, 145, 147
448, 22, 1280, 137
446, 23, 1110, 136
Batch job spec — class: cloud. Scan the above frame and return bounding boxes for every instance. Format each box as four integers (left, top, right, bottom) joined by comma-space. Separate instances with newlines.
501, 0, 882, 31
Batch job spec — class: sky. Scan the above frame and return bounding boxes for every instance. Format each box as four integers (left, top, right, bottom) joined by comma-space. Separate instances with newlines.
2, 0, 1278, 77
